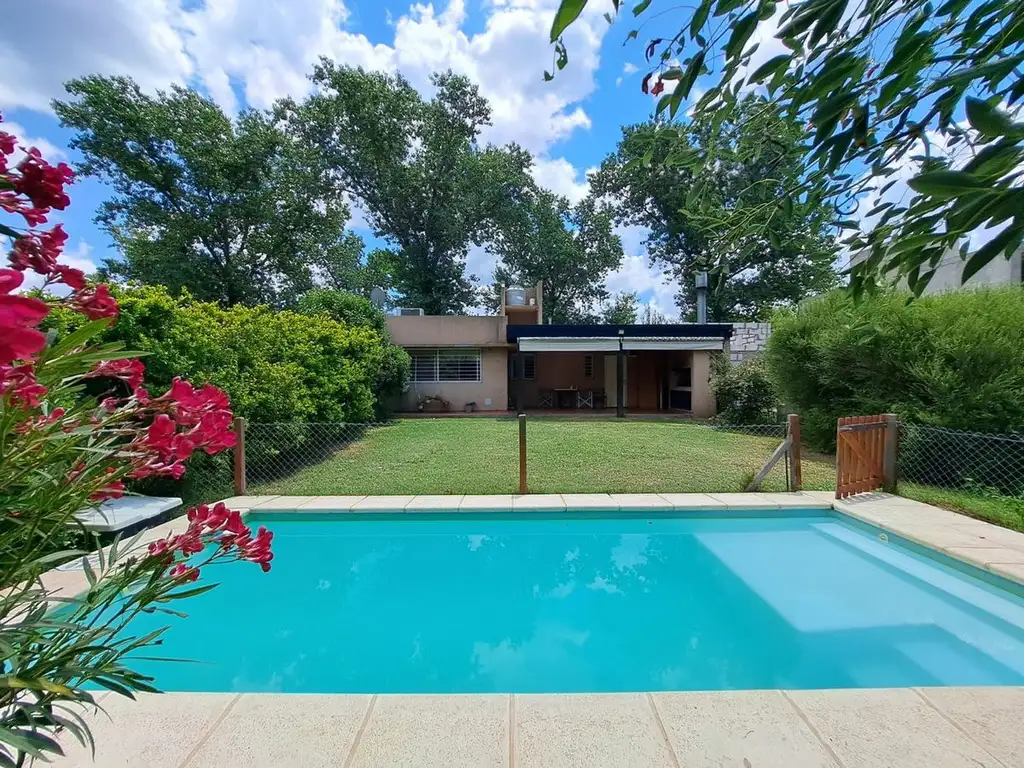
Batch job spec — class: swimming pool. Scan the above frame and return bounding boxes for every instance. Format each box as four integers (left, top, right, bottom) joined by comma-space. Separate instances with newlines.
124, 508, 1024, 693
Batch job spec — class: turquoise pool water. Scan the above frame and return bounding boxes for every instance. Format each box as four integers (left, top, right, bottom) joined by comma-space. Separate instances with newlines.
125, 509, 1024, 693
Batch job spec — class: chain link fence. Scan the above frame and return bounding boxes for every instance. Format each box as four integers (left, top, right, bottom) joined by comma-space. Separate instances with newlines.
180, 417, 836, 499
899, 423, 1024, 499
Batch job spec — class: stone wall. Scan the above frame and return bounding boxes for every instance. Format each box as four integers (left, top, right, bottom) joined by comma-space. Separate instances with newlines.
728, 322, 771, 363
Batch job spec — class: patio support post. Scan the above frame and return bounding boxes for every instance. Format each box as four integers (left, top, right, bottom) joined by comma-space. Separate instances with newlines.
616, 347, 625, 418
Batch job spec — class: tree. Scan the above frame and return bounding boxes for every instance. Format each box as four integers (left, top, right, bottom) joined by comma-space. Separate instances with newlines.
639, 304, 674, 324
550, 0, 1024, 296
53, 76, 360, 307
591, 97, 839, 320
602, 291, 639, 324
284, 63, 535, 314
487, 189, 623, 323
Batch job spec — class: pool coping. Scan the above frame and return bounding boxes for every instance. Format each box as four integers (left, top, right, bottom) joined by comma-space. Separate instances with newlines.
45, 492, 1024, 766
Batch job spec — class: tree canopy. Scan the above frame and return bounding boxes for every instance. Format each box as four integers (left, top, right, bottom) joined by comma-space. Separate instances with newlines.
284, 63, 535, 314
591, 96, 839, 320
54, 76, 359, 306
485, 188, 623, 323
601, 292, 639, 324
550, 0, 1024, 296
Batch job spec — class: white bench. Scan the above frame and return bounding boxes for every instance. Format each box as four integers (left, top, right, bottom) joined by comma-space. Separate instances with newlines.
75, 496, 182, 533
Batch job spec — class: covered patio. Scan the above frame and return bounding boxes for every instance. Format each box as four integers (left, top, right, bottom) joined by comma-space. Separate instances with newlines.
506, 324, 733, 419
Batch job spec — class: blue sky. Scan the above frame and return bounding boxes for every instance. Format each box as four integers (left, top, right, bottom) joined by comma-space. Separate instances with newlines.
2, 0, 695, 313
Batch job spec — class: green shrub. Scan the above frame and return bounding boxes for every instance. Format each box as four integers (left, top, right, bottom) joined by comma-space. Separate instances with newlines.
295, 289, 410, 416
296, 289, 388, 336
46, 285, 411, 495
766, 287, 1024, 453
711, 355, 781, 424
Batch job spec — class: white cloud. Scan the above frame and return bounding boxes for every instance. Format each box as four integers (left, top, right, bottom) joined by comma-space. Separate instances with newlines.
623, 62, 638, 75
0, 0, 192, 113
0, 121, 66, 163
531, 157, 592, 203
605, 252, 678, 318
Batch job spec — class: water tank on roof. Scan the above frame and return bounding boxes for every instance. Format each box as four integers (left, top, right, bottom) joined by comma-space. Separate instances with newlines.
506, 286, 526, 306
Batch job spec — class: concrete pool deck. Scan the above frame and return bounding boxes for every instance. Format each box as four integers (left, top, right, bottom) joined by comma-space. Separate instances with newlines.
48, 492, 1024, 767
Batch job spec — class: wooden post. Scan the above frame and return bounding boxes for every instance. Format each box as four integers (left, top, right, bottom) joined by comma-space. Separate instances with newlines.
883, 412, 899, 492
616, 350, 625, 418
518, 413, 528, 494
787, 413, 803, 491
233, 416, 246, 496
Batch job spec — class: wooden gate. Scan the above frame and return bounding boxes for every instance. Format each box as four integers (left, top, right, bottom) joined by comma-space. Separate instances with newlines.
835, 414, 898, 498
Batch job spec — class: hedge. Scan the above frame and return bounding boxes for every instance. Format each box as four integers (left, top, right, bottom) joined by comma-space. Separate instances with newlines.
765, 287, 1024, 491
46, 285, 410, 499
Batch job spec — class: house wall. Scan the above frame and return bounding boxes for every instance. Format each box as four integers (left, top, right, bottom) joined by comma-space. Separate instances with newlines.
729, 323, 771, 363
386, 315, 507, 346
399, 347, 508, 412
691, 350, 715, 418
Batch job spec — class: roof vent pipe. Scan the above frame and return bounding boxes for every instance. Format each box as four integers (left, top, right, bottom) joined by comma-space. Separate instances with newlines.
695, 272, 708, 324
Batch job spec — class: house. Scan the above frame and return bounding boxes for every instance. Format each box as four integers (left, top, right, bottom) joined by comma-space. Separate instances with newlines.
386, 283, 733, 418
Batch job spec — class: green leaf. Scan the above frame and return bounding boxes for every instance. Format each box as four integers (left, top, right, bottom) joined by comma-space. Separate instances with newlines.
961, 226, 1021, 283
747, 54, 791, 83
632, 0, 652, 15
0, 727, 64, 759
907, 170, 990, 200
725, 11, 759, 60
965, 98, 1018, 139
680, 50, 706, 98
690, 0, 712, 37
550, 0, 589, 41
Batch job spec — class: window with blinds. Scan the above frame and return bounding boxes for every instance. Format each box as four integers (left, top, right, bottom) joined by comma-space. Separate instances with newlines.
583, 354, 594, 378
522, 354, 536, 380
410, 349, 482, 382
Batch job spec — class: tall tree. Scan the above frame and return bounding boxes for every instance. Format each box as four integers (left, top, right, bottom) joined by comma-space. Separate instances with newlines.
54, 76, 357, 306
486, 189, 623, 323
285, 63, 534, 314
551, 0, 1024, 296
591, 96, 839, 321
601, 292, 639, 324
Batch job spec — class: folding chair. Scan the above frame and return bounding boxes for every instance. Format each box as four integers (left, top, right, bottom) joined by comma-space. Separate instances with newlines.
538, 390, 554, 408
577, 389, 594, 409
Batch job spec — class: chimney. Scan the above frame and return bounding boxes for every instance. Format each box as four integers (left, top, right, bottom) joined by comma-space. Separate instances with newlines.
695, 272, 708, 324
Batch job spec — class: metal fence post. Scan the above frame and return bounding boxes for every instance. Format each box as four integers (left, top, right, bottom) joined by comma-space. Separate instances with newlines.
787, 413, 803, 491
519, 413, 528, 494
883, 413, 899, 492
233, 417, 247, 496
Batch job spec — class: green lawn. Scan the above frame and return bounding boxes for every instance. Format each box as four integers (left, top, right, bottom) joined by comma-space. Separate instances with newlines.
898, 482, 1024, 532
250, 418, 836, 496
246, 417, 1024, 531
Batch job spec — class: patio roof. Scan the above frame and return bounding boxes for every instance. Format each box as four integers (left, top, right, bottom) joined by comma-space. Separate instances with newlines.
506, 322, 733, 343
517, 336, 725, 352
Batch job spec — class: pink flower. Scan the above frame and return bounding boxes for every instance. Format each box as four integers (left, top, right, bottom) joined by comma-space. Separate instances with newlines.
13, 147, 73, 213
85, 358, 145, 390
0, 269, 49, 365
90, 479, 126, 502
169, 564, 200, 583
71, 284, 118, 320
133, 386, 150, 404
56, 265, 86, 290
0, 363, 47, 407
101, 397, 119, 413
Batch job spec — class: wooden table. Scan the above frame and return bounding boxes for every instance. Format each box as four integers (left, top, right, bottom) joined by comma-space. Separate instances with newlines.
554, 387, 577, 409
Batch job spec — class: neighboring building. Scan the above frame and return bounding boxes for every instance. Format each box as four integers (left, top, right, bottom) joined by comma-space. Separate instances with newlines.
386, 283, 733, 418
850, 245, 1023, 294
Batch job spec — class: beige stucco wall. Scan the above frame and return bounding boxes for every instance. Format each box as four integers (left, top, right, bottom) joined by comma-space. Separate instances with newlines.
399, 347, 508, 412
387, 315, 507, 347
691, 350, 715, 418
